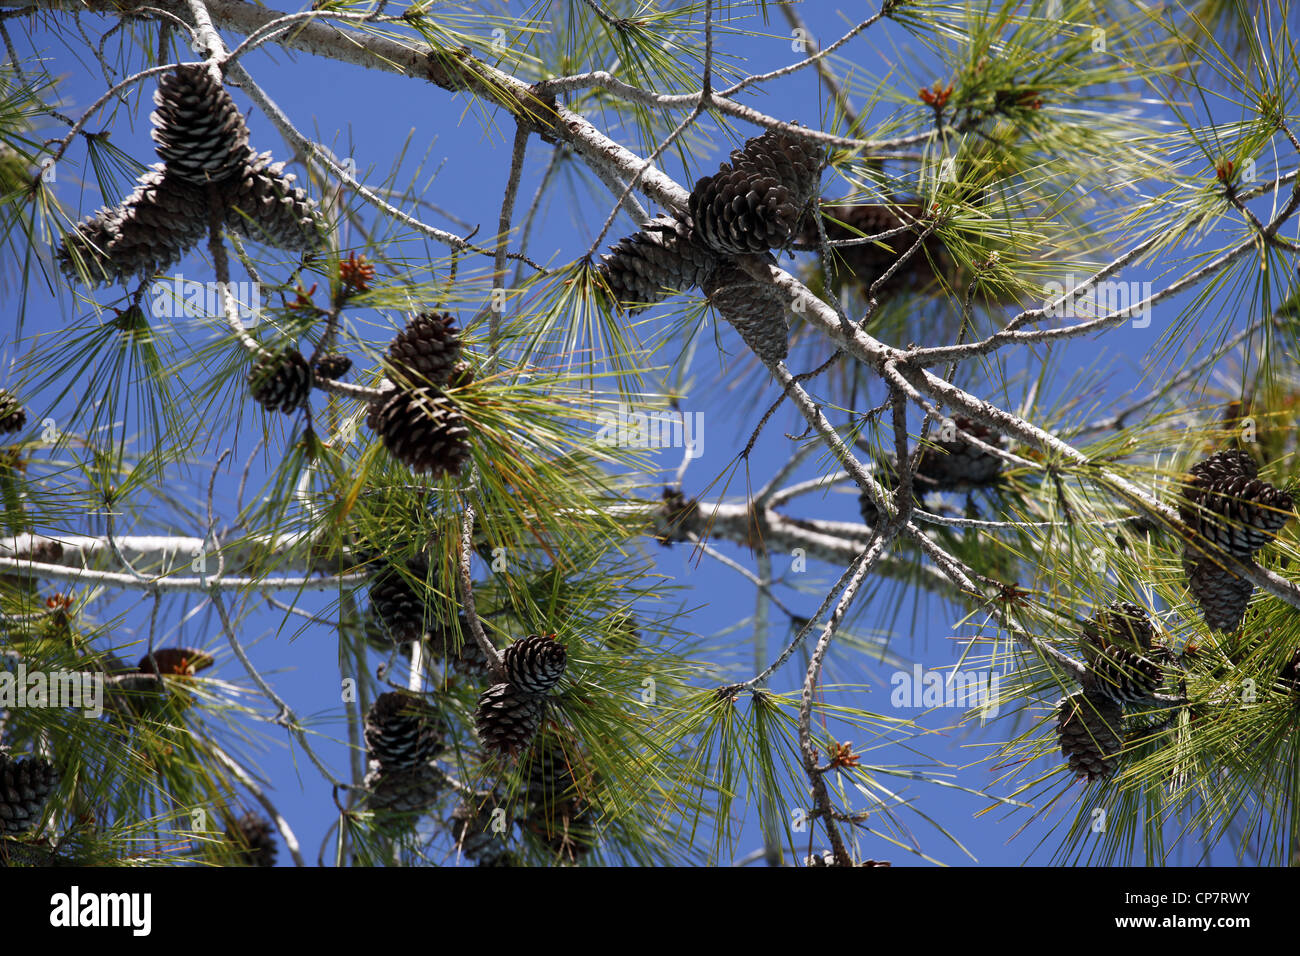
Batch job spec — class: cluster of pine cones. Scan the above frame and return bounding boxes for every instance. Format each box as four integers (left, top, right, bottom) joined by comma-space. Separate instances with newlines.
475, 634, 567, 757
0, 751, 58, 837
1177, 450, 1295, 632
367, 312, 474, 476
363, 690, 449, 816
1057, 602, 1166, 781
448, 738, 598, 866
358, 643, 593, 862
858, 415, 1007, 525
1056, 448, 1297, 782
599, 125, 822, 362
57, 64, 325, 288
448, 795, 514, 865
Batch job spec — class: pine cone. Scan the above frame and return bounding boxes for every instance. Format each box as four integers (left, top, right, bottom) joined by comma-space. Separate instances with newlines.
1056, 690, 1122, 782
1182, 474, 1294, 557
223, 151, 325, 252
0, 389, 26, 434
366, 388, 471, 477
20, 539, 64, 564
475, 682, 545, 756
57, 165, 208, 287
520, 740, 578, 805
702, 259, 788, 362
368, 557, 430, 644
598, 215, 718, 314
1080, 601, 1154, 666
452, 633, 491, 677
801, 202, 952, 300
652, 487, 701, 545
0, 753, 58, 836
914, 416, 1006, 491
312, 353, 351, 379
422, 614, 492, 677
857, 456, 930, 526
502, 634, 567, 697
364, 763, 443, 816
104, 647, 214, 718
448, 361, 475, 389
449, 798, 512, 865
1189, 449, 1257, 483
387, 312, 462, 389
105, 661, 167, 715
248, 348, 312, 414
1084, 647, 1162, 707
151, 64, 252, 184
1183, 550, 1253, 632
689, 127, 821, 255
224, 811, 277, 867
55, 211, 119, 286
859, 487, 882, 526
742, 126, 823, 199
364, 690, 446, 772
137, 647, 215, 676
525, 798, 596, 863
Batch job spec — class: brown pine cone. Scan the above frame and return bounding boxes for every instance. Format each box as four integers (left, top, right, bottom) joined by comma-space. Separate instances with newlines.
475, 682, 545, 756
151, 64, 253, 184
386, 312, 463, 389
502, 634, 567, 697
689, 126, 821, 255
801, 202, 953, 300
701, 259, 788, 363
913, 415, 1006, 491
1182, 551, 1254, 632
222, 150, 325, 252
598, 215, 718, 314
0, 752, 58, 836
1080, 601, 1154, 666
1057, 690, 1123, 782
366, 388, 471, 477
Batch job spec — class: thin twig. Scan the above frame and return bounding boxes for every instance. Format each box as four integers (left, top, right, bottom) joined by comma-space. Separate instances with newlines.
211, 590, 345, 787
457, 471, 504, 680
491, 120, 531, 360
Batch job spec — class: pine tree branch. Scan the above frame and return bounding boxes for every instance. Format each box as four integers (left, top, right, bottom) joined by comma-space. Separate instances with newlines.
0, 556, 367, 593
774, 1, 859, 126
457, 472, 504, 681
491, 119, 531, 356
798, 529, 894, 867
735, 4, 887, 101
